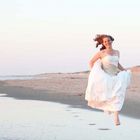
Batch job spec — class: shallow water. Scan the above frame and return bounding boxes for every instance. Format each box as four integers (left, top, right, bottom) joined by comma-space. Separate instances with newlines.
0, 75, 35, 80
0, 75, 49, 80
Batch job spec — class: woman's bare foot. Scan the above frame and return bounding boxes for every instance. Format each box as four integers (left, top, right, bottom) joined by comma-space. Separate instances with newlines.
115, 119, 120, 126
114, 111, 120, 126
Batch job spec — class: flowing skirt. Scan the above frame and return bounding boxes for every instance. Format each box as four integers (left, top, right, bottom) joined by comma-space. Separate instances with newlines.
85, 60, 131, 112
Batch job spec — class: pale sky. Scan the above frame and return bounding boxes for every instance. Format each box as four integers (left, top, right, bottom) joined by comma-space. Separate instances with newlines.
0, 0, 140, 75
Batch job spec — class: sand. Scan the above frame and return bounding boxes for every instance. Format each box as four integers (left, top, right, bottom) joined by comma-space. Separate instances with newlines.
0, 69, 140, 139
0, 97, 140, 140
0, 70, 140, 118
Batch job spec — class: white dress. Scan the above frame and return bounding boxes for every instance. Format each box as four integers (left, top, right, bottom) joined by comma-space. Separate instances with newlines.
85, 55, 131, 112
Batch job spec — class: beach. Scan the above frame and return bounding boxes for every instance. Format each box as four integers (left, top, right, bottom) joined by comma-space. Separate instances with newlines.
1, 0, 140, 139
0, 68, 140, 139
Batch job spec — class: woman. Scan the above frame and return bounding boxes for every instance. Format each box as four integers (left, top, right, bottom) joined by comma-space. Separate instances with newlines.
85, 34, 131, 126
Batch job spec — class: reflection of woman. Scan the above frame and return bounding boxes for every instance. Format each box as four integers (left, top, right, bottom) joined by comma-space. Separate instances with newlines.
85, 34, 131, 126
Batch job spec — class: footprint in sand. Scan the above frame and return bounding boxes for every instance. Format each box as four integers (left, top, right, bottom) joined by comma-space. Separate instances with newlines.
71, 111, 79, 114
88, 123, 96, 126
98, 128, 111, 130
73, 115, 79, 118
65, 109, 82, 119
65, 109, 72, 111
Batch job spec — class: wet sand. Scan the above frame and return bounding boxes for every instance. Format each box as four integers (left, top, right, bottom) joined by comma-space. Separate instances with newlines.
0, 70, 140, 139
0, 93, 140, 140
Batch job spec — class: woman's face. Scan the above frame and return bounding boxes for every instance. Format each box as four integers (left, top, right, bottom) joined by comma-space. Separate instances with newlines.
102, 37, 112, 48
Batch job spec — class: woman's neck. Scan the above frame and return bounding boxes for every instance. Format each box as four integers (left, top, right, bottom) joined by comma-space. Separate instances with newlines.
106, 47, 113, 51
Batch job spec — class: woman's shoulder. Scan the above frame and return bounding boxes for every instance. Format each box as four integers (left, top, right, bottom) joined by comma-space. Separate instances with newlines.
95, 50, 105, 56
99, 49, 107, 56
99, 49, 106, 54
114, 49, 120, 55
114, 49, 119, 52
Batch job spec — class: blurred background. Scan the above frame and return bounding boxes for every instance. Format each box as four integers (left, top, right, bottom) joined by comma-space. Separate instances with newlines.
0, 0, 140, 75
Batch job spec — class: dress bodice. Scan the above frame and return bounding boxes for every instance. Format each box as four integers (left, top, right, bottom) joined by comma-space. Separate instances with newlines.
101, 55, 121, 75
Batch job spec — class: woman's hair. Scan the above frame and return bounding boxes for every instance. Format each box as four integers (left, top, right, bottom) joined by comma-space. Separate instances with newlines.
93, 34, 114, 50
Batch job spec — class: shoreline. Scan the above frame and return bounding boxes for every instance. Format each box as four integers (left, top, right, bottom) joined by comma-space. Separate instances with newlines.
0, 71, 140, 119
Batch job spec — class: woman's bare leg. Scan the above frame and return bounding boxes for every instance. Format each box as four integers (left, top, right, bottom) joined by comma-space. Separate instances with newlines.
114, 111, 120, 126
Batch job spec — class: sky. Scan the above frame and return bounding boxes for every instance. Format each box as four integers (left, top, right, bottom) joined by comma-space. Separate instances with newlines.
0, 0, 140, 75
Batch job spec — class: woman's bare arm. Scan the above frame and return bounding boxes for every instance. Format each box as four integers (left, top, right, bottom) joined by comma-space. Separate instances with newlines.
118, 63, 126, 71
117, 50, 126, 71
89, 52, 101, 70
